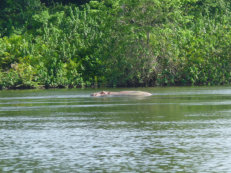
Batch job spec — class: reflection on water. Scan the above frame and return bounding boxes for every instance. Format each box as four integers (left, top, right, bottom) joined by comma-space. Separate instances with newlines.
1, 87, 231, 172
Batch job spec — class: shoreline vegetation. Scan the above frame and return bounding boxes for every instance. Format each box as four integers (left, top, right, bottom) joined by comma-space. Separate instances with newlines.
1, 0, 231, 89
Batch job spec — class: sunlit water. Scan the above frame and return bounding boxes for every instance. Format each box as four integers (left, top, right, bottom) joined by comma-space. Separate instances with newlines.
1, 87, 231, 172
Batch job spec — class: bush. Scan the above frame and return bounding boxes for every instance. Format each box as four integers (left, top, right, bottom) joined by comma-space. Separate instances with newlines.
1, 0, 231, 89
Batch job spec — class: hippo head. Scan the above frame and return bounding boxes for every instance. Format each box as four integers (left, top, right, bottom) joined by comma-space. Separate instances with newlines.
91, 91, 110, 97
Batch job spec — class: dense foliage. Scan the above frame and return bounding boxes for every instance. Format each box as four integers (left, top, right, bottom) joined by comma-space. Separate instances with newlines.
0, 0, 231, 89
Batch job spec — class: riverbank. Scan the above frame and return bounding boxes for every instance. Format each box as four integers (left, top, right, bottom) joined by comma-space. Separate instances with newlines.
1, 1, 231, 89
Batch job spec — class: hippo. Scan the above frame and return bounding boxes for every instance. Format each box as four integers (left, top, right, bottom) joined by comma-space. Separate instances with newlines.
91, 91, 152, 97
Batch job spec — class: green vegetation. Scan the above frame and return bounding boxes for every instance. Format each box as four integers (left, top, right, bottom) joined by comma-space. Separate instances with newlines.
1, 0, 231, 89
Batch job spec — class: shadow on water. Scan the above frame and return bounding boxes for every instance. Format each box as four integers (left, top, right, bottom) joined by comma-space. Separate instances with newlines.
1, 87, 231, 172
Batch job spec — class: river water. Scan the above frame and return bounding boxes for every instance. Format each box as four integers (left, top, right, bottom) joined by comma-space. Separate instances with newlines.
1, 87, 231, 172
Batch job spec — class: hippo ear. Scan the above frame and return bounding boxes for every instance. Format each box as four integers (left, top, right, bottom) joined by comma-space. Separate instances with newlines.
101, 91, 108, 95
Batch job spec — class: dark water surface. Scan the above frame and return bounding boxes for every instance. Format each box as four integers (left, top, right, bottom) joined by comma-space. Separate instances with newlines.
1, 87, 231, 172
